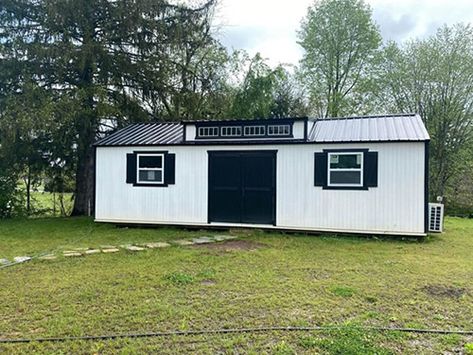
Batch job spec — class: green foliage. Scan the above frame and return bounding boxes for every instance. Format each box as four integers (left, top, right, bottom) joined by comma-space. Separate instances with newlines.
465, 343, 473, 354
377, 24, 473, 212
298, 0, 381, 117
228, 53, 308, 119
0, 0, 221, 216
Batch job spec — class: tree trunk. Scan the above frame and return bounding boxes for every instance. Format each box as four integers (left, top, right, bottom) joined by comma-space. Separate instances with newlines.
71, 142, 95, 216
26, 162, 31, 214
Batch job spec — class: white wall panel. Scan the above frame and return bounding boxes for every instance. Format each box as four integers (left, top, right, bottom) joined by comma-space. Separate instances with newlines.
96, 142, 426, 235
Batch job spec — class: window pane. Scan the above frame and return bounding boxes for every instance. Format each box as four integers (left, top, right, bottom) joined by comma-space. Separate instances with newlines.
139, 155, 162, 168
330, 154, 361, 169
330, 171, 361, 184
139, 169, 163, 182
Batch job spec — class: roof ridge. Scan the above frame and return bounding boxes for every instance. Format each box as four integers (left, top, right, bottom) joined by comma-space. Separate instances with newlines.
313, 113, 417, 121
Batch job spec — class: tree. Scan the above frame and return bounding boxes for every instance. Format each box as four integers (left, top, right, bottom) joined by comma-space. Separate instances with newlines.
227, 53, 309, 119
377, 24, 473, 206
0, 0, 218, 215
298, 0, 381, 117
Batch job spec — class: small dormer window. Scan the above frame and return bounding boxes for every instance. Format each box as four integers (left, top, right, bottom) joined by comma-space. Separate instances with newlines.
198, 127, 219, 138
221, 126, 242, 137
268, 125, 290, 136
244, 125, 265, 136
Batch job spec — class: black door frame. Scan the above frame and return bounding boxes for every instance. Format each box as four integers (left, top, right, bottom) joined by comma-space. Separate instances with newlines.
207, 150, 277, 225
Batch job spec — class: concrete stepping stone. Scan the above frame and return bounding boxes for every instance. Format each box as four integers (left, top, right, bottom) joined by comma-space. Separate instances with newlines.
64, 252, 82, 257
173, 240, 194, 246
192, 237, 215, 244
214, 235, 237, 241
84, 249, 101, 255
39, 255, 57, 260
13, 256, 32, 263
0, 258, 11, 265
102, 248, 120, 253
145, 242, 171, 249
124, 245, 145, 251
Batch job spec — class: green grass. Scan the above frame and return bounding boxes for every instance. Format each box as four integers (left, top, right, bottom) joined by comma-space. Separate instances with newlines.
0, 217, 472, 353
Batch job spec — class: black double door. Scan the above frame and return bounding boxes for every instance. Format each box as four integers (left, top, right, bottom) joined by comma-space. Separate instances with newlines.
208, 151, 276, 225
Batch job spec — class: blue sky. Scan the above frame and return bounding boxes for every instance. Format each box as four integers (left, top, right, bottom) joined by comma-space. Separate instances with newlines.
214, 0, 473, 66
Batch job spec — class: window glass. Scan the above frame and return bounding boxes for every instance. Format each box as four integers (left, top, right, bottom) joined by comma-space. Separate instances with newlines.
268, 125, 290, 136
244, 125, 265, 136
329, 171, 361, 184
327, 152, 363, 187
139, 170, 163, 182
330, 154, 361, 169
221, 126, 242, 136
139, 155, 162, 168
198, 127, 219, 137
137, 153, 164, 184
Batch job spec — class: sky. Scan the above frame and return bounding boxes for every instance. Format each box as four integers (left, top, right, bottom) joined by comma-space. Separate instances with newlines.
214, 0, 473, 67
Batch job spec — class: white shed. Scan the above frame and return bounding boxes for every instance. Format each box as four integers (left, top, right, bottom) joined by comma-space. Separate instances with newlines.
94, 114, 430, 236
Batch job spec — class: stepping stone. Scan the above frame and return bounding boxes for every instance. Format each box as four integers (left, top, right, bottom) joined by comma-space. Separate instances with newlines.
192, 237, 215, 244
13, 256, 32, 263
39, 255, 57, 260
102, 248, 120, 253
214, 235, 237, 241
63, 250, 78, 254
0, 258, 10, 265
173, 240, 194, 246
145, 242, 171, 249
71, 247, 89, 251
63, 252, 82, 257
124, 245, 145, 251
84, 249, 101, 255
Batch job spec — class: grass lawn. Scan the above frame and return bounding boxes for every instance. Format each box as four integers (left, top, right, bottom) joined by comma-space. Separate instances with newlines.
0, 217, 472, 354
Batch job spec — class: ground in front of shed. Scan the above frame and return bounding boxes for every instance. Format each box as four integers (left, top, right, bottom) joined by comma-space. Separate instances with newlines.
0, 217, 472, 354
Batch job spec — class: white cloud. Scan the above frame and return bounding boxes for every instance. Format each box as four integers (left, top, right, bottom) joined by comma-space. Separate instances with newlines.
214, 0, 473, 66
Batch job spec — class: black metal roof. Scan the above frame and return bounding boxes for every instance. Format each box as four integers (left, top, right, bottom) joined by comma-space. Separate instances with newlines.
94, 123, 183, 146
94, 114, 429, 147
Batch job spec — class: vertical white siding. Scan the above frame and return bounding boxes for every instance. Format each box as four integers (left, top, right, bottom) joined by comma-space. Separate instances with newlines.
292, 121, 306, 139
96, 142, 426, 235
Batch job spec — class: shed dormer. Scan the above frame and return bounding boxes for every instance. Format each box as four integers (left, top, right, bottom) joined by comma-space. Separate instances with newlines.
183, 118, 309, 142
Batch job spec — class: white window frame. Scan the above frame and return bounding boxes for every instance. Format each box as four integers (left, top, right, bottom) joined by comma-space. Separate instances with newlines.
267, 124, 290, 136
327, 152, 364, 187
136, 153, 165, 184
198, 126, 219, 138
221, 126, 242, 137
244, 125, 266, 137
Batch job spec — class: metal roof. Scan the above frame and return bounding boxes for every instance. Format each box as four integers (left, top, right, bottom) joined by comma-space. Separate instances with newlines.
94, 123, 183, 146
94, 113, 429, 146
308, 113, 430, 142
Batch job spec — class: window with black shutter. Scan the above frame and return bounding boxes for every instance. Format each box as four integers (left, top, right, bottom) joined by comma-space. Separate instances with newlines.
314, 150, 378, 190
126, 151, 175, 186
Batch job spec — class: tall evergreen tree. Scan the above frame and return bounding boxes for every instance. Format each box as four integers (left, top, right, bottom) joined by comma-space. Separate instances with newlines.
0, 0, 217, 215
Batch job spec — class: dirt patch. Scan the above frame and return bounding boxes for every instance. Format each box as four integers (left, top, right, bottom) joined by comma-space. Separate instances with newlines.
192, 239, 265, 251
421, 284, 467, 298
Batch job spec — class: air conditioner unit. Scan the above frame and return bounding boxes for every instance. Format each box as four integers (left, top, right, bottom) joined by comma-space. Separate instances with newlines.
428, 203, 444, 233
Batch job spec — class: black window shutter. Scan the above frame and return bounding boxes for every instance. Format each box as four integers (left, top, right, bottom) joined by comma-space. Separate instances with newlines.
126, 153, 136, 184
364, 151, 378, 187
164, 153, 176, 185
314, 152, 327, 187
